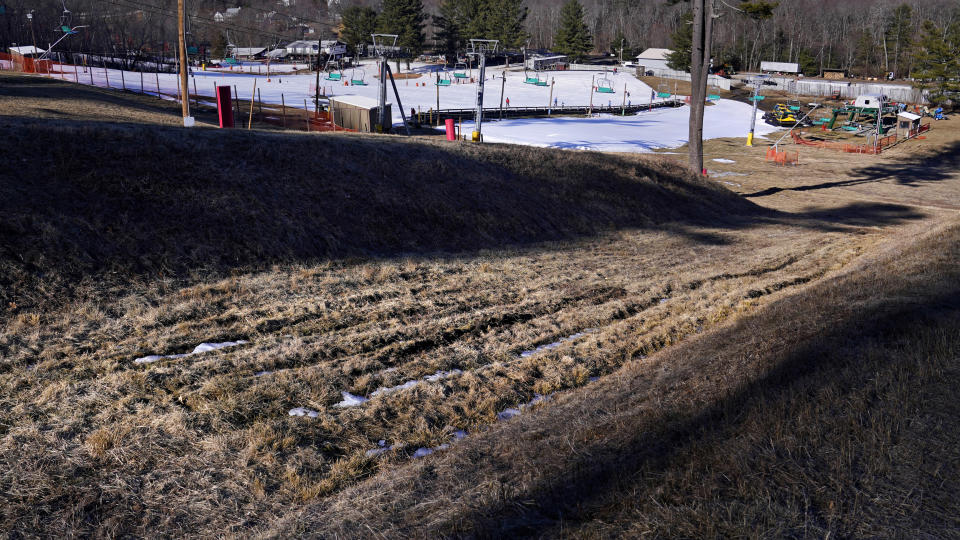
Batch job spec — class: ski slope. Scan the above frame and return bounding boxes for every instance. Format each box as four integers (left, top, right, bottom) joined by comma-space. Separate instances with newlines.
45, 61, 777, 152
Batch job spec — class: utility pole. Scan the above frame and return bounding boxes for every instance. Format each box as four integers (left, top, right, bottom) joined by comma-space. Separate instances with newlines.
27, 11, 37, 64
688, 0, 714, 173
177, 0, 193, 126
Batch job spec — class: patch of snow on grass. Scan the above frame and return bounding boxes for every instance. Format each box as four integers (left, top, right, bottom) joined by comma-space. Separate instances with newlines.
520, 329, 597, 358
712, 158, 736, 163
334, 392, 369, 408
255, 371, 272, 377
370, 369, 463, 398
134, 340, 247, 364
288, 407, 319, 418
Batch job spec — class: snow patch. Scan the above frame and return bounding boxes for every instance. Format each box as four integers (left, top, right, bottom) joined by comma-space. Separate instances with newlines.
134, 340, 247, 364
255, 370, 272, 377
712, 158, 736, 163
334, 391, 369, 408
519, 329, 596, 358
369, 369, 463, 398
288, 407, 319, 418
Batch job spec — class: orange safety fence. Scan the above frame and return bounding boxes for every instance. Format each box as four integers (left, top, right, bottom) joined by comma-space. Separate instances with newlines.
765, 147, 799, 166
791, 128, 901, 155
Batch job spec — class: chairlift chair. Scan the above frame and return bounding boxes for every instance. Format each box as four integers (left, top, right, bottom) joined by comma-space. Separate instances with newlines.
596, 75, 615, 94
656, 82, 672, 99
350, 68, 367, 86
436, 68, 452, 86
324, 59, 342, 81
453, 62, 469, 79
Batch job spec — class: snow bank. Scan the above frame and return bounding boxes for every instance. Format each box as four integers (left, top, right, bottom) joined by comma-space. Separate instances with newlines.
134, 340, 247, 364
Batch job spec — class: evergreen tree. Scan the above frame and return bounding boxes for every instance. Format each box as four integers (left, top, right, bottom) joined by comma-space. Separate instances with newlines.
610, 29, 632, 61
211, 32, 229, 60
553, 0, 592, 61
434, 0, 527, 55
485, 0, 528, 49
340, 6, 379, 56
912, 19, 960, 105
666, 12, 692, 71
378, 0, 427, 54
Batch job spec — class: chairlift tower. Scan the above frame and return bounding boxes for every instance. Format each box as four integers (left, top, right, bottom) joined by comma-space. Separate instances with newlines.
467, 39, 498, 142
370, 33, 411, 135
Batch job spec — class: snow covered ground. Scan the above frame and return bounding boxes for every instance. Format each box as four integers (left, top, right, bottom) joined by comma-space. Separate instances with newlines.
43, 61, 778, 153
460, 99, 779, 153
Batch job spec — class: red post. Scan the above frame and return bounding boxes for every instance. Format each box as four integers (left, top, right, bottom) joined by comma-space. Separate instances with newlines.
445, 118, 455, 141
216, 85, 234, 128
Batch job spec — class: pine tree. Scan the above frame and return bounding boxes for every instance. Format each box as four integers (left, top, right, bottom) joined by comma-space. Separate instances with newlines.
485, 0, 528, 49
378, 0, 427, 54
610, 29, 631, 61
340, 6, 379, 56
912, 19, 960, 105
666, 12, 692, 71
553, 0, 592, 62
211, 33, 229, 60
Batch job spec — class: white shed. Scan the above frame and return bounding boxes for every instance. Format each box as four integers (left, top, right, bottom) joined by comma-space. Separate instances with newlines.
896, 111, 921, 138
635, 48, 672, 71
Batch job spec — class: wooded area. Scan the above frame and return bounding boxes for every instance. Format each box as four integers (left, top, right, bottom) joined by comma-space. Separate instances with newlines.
2, 0, 958, 80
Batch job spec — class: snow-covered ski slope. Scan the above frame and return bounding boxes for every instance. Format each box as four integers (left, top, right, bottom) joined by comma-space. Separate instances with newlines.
50, 61, 779, 152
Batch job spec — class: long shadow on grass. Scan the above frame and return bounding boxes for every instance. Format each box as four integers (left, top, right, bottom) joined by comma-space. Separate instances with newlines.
448, 287, 960, 538
0, 115, 927, 308
744, 140, 960, 198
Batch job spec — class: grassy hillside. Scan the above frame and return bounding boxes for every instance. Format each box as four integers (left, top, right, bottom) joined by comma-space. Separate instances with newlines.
271, 218, 960, 538
0, 112, 758, 314
2, 73, 958, 538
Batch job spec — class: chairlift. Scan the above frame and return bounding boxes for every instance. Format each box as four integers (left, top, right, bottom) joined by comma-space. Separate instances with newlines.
59, 0, 72, 29
436, 67, 452, 86
350, 68, 367, 86
656, 82, 672, 99
596, 74, 615, 94
523, 68, 546, 86
324, 59, 342, 81
453, 62, 469, 79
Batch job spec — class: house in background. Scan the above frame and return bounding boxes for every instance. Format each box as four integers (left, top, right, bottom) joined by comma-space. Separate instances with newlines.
634, 48, 673, 71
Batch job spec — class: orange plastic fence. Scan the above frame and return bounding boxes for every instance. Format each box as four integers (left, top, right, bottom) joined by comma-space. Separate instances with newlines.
791, 128, 901, 155
765, 147, 799, 166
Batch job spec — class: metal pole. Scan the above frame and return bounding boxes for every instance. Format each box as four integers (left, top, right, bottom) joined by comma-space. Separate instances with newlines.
378, 58, 388, 132
548, 77, 554, 115
385, 63, 411, 135
473, 53, 486, 141
499, 73, 506, 120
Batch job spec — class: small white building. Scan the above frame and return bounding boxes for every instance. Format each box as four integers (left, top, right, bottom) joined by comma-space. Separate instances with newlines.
8, 45, 46, 56
635, 48, 673, 71
760, 61, 800, 74
896, 111, 921, 138
232, 47, 266, 60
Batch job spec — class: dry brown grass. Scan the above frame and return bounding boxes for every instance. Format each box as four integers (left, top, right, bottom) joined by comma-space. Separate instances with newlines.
1, 71, 959, 537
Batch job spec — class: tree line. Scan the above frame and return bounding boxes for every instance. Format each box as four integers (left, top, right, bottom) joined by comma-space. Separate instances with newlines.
3, 0, 958, 98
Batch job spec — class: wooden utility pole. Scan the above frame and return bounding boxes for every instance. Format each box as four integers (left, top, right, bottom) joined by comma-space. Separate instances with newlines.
688, 0, 714, 173
177, 0, 192, 126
